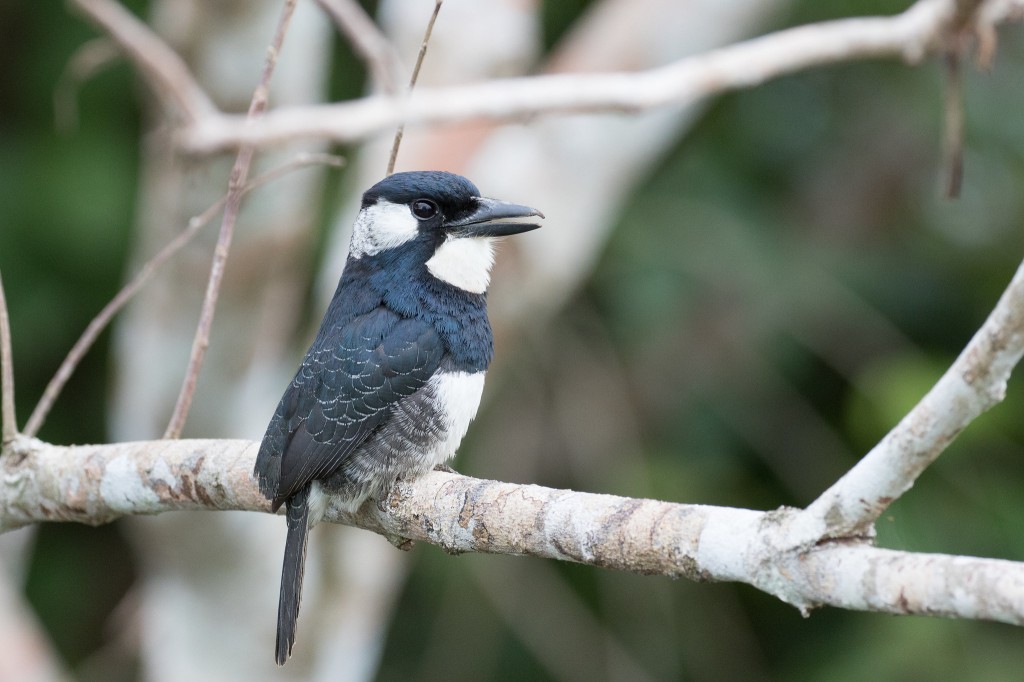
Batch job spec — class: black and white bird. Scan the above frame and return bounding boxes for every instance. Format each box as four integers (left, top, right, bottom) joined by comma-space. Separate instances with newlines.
254, 171, 544, 664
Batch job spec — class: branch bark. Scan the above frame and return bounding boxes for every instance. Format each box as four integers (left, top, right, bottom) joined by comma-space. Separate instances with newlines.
2, 435, 1022, 624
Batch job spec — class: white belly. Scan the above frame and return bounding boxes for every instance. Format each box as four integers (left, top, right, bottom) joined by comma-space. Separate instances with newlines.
425, 370, 486, 466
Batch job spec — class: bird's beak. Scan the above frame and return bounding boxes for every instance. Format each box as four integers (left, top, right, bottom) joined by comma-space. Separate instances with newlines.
446, 197, 545, 238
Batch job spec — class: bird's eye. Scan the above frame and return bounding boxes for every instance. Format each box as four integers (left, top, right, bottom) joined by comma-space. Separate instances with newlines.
411, 199, 439, 220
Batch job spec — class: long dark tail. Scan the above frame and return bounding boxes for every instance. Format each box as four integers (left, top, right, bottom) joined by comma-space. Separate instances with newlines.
276, 483, 312, 665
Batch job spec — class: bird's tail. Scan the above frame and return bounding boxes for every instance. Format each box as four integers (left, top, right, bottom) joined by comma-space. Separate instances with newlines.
276, 483, 311, 665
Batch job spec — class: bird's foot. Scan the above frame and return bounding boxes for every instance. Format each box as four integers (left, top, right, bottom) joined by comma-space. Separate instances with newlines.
385, 533, 415, 551
372, 495, 414, 550
433, 462, 458, 474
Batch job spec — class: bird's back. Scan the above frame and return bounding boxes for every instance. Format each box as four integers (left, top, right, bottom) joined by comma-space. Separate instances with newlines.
255, 257, 493, 511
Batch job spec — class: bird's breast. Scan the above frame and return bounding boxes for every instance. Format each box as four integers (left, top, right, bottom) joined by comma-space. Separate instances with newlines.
323, 368, 486, 509
425, 369, 487, 464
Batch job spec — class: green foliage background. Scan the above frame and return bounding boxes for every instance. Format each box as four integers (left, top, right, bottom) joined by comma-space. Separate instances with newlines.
3, 1, 1024, 679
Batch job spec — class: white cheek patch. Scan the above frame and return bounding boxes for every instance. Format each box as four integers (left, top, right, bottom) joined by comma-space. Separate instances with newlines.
425, 237, 495, 294
349, 199, 420, 258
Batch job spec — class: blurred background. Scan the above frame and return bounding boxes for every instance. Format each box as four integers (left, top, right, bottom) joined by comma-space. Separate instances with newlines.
3, 0, 1024, 680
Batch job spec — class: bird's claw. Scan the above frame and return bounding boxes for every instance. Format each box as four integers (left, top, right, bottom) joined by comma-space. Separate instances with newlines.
385, 533, 415, 551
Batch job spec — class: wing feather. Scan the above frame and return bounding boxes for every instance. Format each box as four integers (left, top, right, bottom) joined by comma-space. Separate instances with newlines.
254, 307, 443, 507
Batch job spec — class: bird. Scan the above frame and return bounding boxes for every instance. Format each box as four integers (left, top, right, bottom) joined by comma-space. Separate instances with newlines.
254, 170, 544, 664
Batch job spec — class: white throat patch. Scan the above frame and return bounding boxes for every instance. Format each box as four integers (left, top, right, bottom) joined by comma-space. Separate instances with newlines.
426, 236, 495, 294
349, 199, 419, 258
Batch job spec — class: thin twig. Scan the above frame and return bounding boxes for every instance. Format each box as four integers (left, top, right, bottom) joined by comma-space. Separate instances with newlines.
53, 38, 120, 134
0, 271, 16, 446
68, 0, 214, 122
386, 0, 444, 176
21, 153, 343, 439
313, 0, 403, 93
164, 0, 300, 439
942, 48, 965, 198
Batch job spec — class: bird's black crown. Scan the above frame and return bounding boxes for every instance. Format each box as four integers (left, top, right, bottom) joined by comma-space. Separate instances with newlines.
361, 171, 480, 215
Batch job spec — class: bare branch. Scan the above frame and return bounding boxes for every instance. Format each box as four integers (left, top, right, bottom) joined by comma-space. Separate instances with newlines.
163, 0, 300, 439
386, 0, 444, 176
0, 271, 16, 446
798, 545, 1024, 623
181, 0, 1024, 153
942, 48, 966, 197
802, 255, 1024, 538
21, 153, 343, 439
68, 0, 215, 123
2, 435, 1023, 625
53, 37, 120, 133
314, 0, 404, 93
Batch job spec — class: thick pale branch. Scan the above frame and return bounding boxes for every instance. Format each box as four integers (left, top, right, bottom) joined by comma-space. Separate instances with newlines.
179, 0, 1018, 153
799, 545, 1024, 623
70, 0, 1024, 172
2, 436, 1022, 625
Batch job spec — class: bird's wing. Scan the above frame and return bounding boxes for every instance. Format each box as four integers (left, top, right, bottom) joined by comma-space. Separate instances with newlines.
254, 307, 444, 508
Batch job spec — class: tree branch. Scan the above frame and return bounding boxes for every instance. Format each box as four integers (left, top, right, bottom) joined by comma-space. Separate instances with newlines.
2, 435, 1022, 624
0, 271, 16, 446
53, 37, 120, 133
181, 0, 1024, 153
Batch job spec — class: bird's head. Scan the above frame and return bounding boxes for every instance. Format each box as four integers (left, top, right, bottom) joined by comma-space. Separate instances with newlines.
349, 171, 544, 294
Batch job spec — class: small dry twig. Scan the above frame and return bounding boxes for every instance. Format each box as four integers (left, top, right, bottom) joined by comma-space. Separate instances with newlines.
21, 153, 343, 439
942, 47, 966, 198
386, 0, 444, 176
0, 271, 16, 445
53, 38, 120, 134
163, 0, 301, 439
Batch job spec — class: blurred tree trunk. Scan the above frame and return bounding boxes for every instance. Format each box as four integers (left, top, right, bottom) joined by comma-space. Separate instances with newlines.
107, 1, 331, 679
